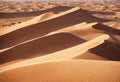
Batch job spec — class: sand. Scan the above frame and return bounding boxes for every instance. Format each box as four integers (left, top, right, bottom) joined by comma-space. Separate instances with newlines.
0, 2, 120, 82
0, 60, 120, 82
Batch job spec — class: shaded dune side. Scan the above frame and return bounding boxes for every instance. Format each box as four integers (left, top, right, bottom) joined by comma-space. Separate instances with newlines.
0, 33, 85, 64
75, 40, 120, 61
104, 21, 120, 29
0, 6, 71, 18
89, 40, 120, 61
0, 8, 111, 49
0, 60, 120, 82
93, 23, 120, 36
93, 23, 120, 45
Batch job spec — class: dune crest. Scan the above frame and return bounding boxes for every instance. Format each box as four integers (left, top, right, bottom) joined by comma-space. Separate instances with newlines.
40, 12, 55, 21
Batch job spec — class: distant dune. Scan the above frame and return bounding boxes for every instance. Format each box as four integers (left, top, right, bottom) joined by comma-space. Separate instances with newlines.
0, 6, 71, 18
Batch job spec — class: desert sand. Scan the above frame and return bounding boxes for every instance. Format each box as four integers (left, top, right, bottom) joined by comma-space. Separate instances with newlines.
0, 0, 120, 82
0, 60, 120, 82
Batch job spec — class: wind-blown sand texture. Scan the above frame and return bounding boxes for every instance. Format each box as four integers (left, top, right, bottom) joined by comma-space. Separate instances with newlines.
0, 4, 120, 82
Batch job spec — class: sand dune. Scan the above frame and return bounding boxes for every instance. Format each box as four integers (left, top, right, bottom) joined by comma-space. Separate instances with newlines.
0, 7, 80, 36
47, 22, 105, 41
73, 23, 120, 60
104, 21, 120, 29
68, 23, 104, 40
0, 33, 85, 64
0, 7, 80, 49
0, 14, 45, 36
47, 22, 90, 35
75, 41, 120, 61
0, 22, 104, 61
75, 39, 120, 61
0, 60, 120, 82
0, 23, 113, 63
0, 34, 109, 72
0, 12, 56, 36
45, 22, 120, 61
48, 22, 106, 40
76, 38, 120, 61
0, 7, 111, 50
93, 23, 120, 44
0, 6, 71, 18
0, 6, 73, 36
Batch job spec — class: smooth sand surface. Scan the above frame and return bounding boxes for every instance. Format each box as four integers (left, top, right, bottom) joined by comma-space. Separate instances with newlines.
0, 60, 120, 82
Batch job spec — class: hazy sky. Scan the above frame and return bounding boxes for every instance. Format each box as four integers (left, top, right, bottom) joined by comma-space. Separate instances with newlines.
0, 0, 112, 1
0, 0, 114, 1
